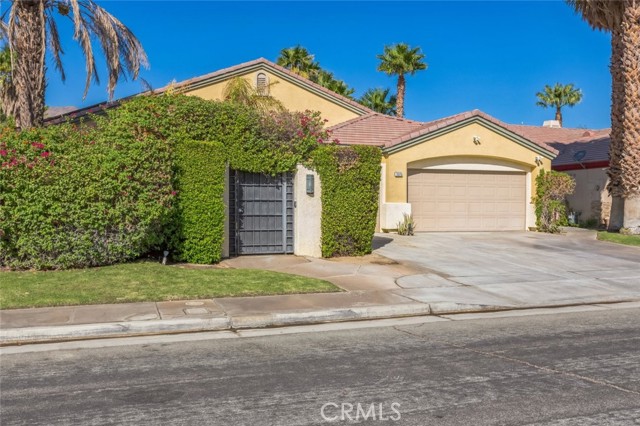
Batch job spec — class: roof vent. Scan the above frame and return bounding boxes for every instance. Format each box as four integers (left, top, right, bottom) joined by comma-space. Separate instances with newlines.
582, 130, 595, 137
543, 120, 561, 128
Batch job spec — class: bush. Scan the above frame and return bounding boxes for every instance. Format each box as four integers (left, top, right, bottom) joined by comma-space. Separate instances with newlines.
534, 169, 575, 233
397, 213, 416, 236
311, 145, 381, 257
0, 123, 174, 269
170, 141, 226, 263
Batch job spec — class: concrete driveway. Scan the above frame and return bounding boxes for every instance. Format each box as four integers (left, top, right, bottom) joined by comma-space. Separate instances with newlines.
374, 229, 640, 309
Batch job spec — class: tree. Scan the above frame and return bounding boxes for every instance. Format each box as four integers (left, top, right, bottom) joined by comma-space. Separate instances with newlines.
276, 45, 356, 99
377, 43, 427, 118
0, 0, 148, 129
223, 77, 283, 114
566, 0, 640, 233
359, 88, 397, 115
276, 45, 319, 79
535, 83, 583, 127
312, 70, 355, 99
0, 43, 14, 121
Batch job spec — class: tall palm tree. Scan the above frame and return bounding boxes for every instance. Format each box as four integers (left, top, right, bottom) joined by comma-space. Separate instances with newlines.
276, 45, 319, 79
566, 0, 640, 233
377, 43, 427, 118
359, 87, 397, 115
0, 0, 148, 129
535, 83, 583, 127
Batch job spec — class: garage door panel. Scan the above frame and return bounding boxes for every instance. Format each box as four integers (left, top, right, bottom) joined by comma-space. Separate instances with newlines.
408, 170, 526, 232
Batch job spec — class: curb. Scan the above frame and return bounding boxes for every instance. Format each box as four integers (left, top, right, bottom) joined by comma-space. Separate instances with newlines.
2, 297, 639, 346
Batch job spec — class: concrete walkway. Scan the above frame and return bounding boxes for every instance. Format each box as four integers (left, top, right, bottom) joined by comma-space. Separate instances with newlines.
2, 229, 639, 345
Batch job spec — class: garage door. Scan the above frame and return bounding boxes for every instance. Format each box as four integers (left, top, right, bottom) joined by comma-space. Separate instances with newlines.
408, 170, 526, 231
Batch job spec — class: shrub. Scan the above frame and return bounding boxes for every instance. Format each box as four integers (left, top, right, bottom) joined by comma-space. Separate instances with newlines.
170, 141, 226, 263
0, 123, 174, 269
311, 145, 381, 257
534, 169, 576, 233
397, 213, 416, 236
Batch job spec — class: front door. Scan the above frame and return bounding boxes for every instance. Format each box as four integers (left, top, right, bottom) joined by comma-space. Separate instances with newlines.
229, 170, 294, 255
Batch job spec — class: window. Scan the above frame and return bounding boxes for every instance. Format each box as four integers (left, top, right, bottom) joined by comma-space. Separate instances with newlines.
256, 72, 269, 96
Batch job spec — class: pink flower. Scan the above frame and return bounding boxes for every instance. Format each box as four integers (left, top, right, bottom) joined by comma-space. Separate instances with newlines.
0, 150, 6, 157
171, 190, 177, 196
40, 151, 51, 158
31, 142, 45, 150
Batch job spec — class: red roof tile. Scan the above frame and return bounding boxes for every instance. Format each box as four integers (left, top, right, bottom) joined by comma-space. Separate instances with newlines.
328, 113, 425, 146
508, 124, 610, 166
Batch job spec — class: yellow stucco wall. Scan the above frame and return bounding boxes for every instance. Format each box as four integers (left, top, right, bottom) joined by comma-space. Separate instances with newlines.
183, 70, 360, 126
383, 122, 552, 203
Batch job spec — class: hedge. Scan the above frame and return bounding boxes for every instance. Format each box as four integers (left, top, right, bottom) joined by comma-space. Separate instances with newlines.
170, 141, 226, 263
311, 145, 381, 257
534, 169, 575, 233
0, 123, 174, 270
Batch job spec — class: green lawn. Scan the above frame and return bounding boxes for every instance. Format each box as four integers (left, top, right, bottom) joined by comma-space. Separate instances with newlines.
597, 231, 640, 247
0, 262, 339, 309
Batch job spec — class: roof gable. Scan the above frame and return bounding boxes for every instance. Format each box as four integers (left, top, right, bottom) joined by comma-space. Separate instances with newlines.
328, 113, 424, 146
384, 110, 559, 158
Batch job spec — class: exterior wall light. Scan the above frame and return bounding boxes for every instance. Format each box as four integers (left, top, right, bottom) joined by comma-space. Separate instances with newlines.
306, 174, 315, 195
394, 171, 403, 177
473, 136, 481, 145
534, 156, 543, 166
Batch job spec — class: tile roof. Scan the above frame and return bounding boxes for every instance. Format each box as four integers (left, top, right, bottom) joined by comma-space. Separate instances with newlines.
45, 58, 372, 124
386, 110, 557, 155
331, 109, 559, 156
508, 125, 610, 166
328, 113, 425, 146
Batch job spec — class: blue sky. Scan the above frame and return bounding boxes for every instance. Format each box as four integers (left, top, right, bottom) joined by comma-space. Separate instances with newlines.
43, 1, 612, 129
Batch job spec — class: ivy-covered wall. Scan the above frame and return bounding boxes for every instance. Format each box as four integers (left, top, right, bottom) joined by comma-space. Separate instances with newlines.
311, 145, 382, 257
170, 141, 227, 264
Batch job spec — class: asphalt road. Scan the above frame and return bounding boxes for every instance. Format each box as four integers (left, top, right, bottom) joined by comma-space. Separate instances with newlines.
1, 308, 639, 425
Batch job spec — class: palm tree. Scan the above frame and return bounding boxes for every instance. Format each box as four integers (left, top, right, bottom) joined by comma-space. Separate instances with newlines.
0, 44, 15, 121
0, 0, 148, 129
312, 70, 355, 99
535, 83, 583, 127
566, 1, 640, 233
377, 43, 427, 118
276, 45, 319, 79
223, 77, 283, 114
359, 88, 397, 115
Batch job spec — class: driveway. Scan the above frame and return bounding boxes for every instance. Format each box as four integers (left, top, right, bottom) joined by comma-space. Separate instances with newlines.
374, 229, 640, 309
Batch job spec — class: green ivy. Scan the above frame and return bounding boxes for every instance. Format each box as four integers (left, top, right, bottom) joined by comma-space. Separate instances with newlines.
311, 145, 381, 257
170, 141, 226, 263
0, 123, 174, 270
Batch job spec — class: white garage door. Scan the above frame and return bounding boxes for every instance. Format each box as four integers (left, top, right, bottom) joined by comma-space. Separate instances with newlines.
408, 170, 526, 231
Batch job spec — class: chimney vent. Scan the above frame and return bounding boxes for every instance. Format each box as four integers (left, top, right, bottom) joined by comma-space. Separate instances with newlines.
543, 120, 561, 128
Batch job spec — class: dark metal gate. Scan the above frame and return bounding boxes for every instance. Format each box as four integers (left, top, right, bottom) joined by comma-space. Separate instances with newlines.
229, 170, 294, 255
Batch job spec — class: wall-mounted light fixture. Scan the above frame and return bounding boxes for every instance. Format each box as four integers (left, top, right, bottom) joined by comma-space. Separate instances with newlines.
473, 136, 481, 145
394, 171, 403, 178
534, 156, 543, 166
306, 174, 314, 195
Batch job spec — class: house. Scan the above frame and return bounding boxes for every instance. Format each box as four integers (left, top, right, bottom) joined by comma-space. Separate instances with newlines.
509, 124, 612, 227
46, 59, 561, 257
331, 111, 558, 232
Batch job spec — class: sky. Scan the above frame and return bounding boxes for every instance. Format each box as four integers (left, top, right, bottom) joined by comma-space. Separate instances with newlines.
40, 1, 612, 129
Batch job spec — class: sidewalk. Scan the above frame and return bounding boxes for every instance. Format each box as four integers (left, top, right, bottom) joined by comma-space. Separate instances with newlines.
2, 231, 640, 345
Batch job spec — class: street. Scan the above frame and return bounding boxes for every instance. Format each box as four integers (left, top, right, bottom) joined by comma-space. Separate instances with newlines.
1, 307, 639, 425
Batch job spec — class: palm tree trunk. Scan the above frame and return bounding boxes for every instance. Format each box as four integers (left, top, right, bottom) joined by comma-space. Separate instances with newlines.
555, 107, 562, 127
607, 3, 640, 234
11, 0, 47, 129
396, 74, 406, 118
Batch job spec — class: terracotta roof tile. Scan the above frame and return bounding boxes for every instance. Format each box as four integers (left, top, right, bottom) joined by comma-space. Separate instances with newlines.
508, 124, 610, 166
385, 109, 559, 155
328, 113, 425, 146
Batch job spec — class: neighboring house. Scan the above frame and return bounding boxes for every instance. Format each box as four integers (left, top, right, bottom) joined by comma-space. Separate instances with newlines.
509, 124, 611, 227
46, 59, 562, 257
